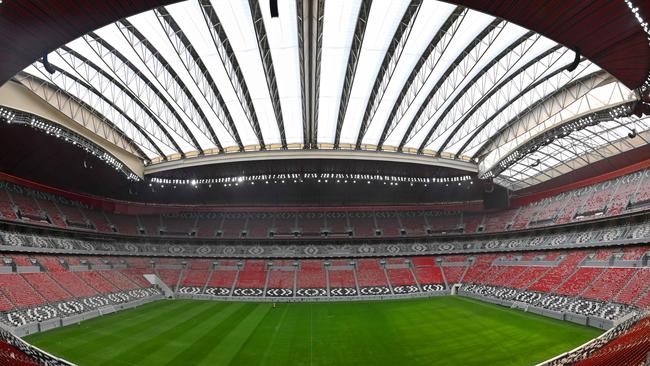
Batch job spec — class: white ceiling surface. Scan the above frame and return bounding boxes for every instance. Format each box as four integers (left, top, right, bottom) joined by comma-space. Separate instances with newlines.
17, 0, 644, 190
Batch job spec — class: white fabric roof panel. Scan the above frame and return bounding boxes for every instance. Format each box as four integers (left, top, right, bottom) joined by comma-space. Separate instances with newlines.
15, 0, 645, 191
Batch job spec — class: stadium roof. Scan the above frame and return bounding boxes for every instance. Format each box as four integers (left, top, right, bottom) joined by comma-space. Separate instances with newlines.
2, 0, 650, 191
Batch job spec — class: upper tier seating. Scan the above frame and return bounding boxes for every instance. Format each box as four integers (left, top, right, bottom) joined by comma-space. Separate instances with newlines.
0, 188, 17, 220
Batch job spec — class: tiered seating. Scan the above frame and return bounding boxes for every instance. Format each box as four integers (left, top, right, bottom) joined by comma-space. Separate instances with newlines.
324, 213, 348, 234
399, 213, 427, 235
107, 213, 139, 235
461, 255, 498, 283
35, 256, 66, 272
582, 268, 636, 301
297, 260, 326, 289
234, 260, 266, 289
487, 266, 528, 287
482, 211, 515, 232
9, 194, 41, 218
462, 214, 483, 233
21, 273, 70, 302
510, 205, 538, 230
80, 207, 112, 232
0, 274, 45, 308
57, 204, 87, 226
386, 268, 416, 287
634, 286, 650, 308
10, 255, 35, 267
161, 216, 194, 236
138, 215, 161, 236
300, 214, 324, 235
49, 272, 97, 297
507, 267, 549, 289
375, 214, 400, 236
428, 215, 461, 233
99, 271, 138, 291
630, 173, 650, 206
615, 268, 650, 305
247, 216, 274, 238
266, 269, 294, 289
576, 186, 613, 217
608, 174, 641, 215
179, 259, 212, 288
75, 271, 119, 293
0, 339, 41, 366
35, 200, 65, 227
530, 198, 566, 225
195, 217, 220, 238
573, 316, 650, 366
554, 267, 604, 297
0, 188, 17, 220
348, 214, 376, 237
0, 293, 13, 312
328, 270, 356, 288
355, 259, 387, 287
120, 269, 151, 287
411, 257, 444, 285
220, 216, 246, 238
273, 214, 296, 235
556, 192, 590, 223
206, 268, 237, 289
154, 269, 182, 289
528, 252, 587, 292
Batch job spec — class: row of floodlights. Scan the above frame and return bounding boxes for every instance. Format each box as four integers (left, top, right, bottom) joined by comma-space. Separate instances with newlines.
149, 173, 474, 188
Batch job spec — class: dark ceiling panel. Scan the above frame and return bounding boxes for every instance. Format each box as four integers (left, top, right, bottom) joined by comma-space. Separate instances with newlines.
0, 0, 180, 86
448, 0, 650, 89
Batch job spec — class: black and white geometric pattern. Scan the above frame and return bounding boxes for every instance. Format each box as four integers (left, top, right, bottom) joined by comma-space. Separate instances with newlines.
178, 286, 202, 294
265, 288, 293, 297
392, 285, 419, 294
1, 288, 162, 328
205, 287, 231, 296
359, 286, 390, 296
421, 284, 445, 292
232, 288, 264, 297
295, 288, 327, 297
329, 288, 357, 296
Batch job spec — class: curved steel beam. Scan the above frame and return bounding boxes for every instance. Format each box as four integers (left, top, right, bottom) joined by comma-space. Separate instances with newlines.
332, 0, 372, 148
296, 0, 309, 146
311, 0, 325, 146
426, 31, 539, 155
373, 7, 467, 149
354, 0, 422, 149
450, 45, 564, 158
400, 19, 506, 152
474, 68, 606, 160
55, 46, 183, 156
14, 71, 153, 160
248, 0, 288, 148
117, 19, 211, 153
82, 34, 198, 155
198, 0, 266, 148
154, 7, 244, 151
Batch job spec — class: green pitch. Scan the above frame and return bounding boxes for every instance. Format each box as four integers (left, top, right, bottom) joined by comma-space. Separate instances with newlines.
25, 297, 600, 366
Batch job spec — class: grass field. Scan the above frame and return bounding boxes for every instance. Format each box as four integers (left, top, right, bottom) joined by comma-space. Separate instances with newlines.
25, 297, 601, 366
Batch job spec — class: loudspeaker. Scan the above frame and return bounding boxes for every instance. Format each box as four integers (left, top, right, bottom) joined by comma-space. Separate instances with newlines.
42, 54, 56, 75
270, 0, 279, 17
566, 47, 581, 72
